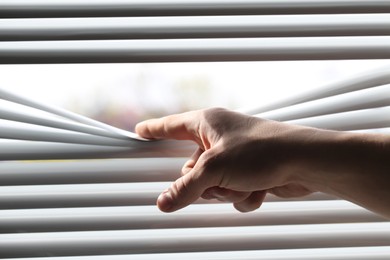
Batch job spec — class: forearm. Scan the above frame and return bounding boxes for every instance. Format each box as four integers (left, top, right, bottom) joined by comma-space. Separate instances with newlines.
294, 129, 390, 218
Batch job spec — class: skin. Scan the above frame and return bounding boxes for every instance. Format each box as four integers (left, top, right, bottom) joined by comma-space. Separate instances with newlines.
135, 108, 390, 218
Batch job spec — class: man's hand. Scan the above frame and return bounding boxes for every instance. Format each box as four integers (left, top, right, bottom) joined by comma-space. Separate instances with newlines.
135, 108, 313, 212
136, 108, 390, 218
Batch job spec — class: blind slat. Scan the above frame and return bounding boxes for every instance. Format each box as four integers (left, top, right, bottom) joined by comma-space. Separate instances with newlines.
0, 182, 166, 209
258, 84, 390, 121
286, 106, 390, 131
0, 158, 185, 185
1, 0, 390, 18
0, 141, 143, 161
0, 140, 194, 161
1, 36, 390, 64
2, 14, 390, 41
3, 247, 389, 260
1, 223, 389, 257
0, 201, 383, 233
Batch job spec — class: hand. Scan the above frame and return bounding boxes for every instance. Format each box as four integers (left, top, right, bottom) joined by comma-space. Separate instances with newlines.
135, 108, 315, 213
136, 108, 390, 218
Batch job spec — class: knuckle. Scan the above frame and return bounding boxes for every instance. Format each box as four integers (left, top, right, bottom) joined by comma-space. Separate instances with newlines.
161, 119, 170, 137
196, 149, 226, 187
201, 150, 220, 170
172, 177, 190, 200
181, 164, 191, 176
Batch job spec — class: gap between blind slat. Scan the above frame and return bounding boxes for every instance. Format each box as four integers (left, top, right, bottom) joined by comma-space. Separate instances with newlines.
0, 106, 139, 140
2, 106, 388, 145
0, 223, 389, 257
2, 14, 390, 41
1, 0, 390, 18
2, 71, 389, 136
1, 67, 387, 160
1, 36, 390, 64
242, 66, 390, 114
2, 247, 389, 260
0, 201, 383, 233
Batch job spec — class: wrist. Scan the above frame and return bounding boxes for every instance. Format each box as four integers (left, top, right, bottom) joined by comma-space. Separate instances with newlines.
296, 129, 390, 205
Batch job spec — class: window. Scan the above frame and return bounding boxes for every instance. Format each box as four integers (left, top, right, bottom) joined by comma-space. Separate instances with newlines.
0, 1, 389, 258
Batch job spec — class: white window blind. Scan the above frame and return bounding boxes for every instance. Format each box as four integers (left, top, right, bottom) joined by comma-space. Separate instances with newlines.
0, 0, 389, 259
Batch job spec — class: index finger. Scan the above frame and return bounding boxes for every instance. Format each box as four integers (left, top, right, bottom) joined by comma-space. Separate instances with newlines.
135, 111, 200, 142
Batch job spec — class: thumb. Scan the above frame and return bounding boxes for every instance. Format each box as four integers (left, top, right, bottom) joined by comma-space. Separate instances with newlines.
157, 168, 209, 212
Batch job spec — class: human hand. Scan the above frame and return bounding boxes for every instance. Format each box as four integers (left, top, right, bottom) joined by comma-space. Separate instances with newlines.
136, 108, 315, 213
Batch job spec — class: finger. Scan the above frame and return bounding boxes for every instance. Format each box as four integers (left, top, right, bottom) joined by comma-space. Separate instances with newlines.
201, 187, 251, 203
157, 150, 221, 212
233, 190, 267, 213
181, 148, 203, 176
135, 112, 199, 142
157, 172, 206, 212
157, 166, 212, 213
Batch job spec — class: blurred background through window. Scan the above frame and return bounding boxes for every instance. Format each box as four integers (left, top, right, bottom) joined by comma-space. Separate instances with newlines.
1, 60, 390, 131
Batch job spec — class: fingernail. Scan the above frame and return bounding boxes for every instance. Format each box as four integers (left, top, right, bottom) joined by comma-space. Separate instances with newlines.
157, 190, 173, 212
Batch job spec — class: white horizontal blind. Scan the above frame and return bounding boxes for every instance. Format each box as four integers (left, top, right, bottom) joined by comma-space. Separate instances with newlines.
1, 0, 390, 17
2, 1, 390, 63
0, 1, 390, 259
